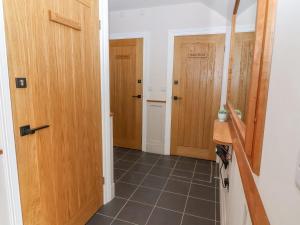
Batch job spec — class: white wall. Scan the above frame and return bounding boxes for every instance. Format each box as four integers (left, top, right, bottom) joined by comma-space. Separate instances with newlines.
109, 2, 226, 100
0, 156, 10, 225
222, 1, 300, 225
257, 0, 300, 223
109, 2, 227, 154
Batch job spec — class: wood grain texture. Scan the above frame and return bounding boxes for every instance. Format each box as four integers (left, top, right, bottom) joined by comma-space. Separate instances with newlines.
230, 32, 255, 122
49, 10, 81, 30
3, 0, 103, 225
228, 119, 270, 225
171, 34, 225, 160
110, 39, 143, 150
213, 120, 232, 145
76, 0, 91, 7
244, 0, 269, 161
251, 0, 277, 174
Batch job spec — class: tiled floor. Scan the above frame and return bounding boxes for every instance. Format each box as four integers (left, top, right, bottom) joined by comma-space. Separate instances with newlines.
87, 147, 220, 225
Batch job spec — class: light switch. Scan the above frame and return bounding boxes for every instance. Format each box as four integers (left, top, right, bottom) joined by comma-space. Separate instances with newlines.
296, 150, 300, 190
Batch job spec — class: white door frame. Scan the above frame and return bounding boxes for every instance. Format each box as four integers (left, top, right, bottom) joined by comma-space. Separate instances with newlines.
109, 32, 150, 153
100, 0, 114, 204
0, 1, 24, 225
164, 27, 228, 155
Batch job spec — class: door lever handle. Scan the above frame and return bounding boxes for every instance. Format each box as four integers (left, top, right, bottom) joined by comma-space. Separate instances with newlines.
132, 94, 142, 99
20, 124, 50, 136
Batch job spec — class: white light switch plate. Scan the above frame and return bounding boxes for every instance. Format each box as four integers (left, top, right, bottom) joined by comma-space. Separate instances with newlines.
296, 150, 300, 190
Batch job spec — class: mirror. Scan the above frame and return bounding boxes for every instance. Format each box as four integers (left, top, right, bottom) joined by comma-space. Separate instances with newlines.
229, 0, 257, 122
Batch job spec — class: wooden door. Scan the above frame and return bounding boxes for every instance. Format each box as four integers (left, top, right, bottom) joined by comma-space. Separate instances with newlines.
110, 39, 143, 150
3, 1, 103, 225
231, 32, 255, 121
171, 34, 225, 160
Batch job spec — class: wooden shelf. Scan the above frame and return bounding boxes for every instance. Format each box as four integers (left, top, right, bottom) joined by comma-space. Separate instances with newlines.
213, 120, 232, 145
147, 99, 166, 103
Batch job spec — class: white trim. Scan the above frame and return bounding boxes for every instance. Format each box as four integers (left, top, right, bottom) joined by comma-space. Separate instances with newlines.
236, 24, 256, 32
109, 32, 151, 153
100, 0, 114, 204
164, 27, 227, 155
0, 1, 24, 225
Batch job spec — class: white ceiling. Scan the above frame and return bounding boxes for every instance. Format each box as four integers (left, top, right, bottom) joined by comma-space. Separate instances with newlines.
108, 0, 256, 18
109, 0, 225, 13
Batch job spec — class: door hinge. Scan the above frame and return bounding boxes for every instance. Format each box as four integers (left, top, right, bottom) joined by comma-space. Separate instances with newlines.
101, 177, 105, 185
99, 20, 101, 30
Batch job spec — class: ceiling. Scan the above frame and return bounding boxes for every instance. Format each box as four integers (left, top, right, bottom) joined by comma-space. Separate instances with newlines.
109, 0, 256, 18
109, 0, 227, 14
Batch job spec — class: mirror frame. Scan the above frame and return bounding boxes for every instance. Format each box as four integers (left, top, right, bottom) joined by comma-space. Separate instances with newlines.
227, 0, 277, 175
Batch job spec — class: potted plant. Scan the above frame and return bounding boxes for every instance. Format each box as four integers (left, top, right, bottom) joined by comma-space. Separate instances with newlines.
218, 107, 228, 122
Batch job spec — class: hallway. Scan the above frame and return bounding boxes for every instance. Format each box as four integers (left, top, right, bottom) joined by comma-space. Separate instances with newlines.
87, 148, 220, 225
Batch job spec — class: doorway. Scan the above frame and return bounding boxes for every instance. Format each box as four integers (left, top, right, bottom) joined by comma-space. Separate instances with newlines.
110, 38, 144, 150
170, 34, 225, 160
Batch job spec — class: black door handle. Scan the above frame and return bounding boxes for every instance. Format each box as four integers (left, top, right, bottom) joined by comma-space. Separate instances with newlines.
173, 96, 182, 100
20, 124, 50, 136
132, 95, 142, 99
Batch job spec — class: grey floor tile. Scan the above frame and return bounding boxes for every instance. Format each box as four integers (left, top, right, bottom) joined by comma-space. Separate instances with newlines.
156, 158, 176, 168
216, 203, 220, 221
115, 182, 137, 198
130, 187, 161, 205
146, 207, 182, 225
138, 156, 158, 165
111, 220, 133, 225
157, 192, 187, 212
86, 214, 112, 225
150, 166, 172, 177
122, 154, 141, 162
114, 169, 127, 181
130, 163, 152, 174
142, 175, 167, 190
172, 169, 193, 180
185, 197, 215, 220
195, 163, 211, 175
120, 172, 145, 185
115, 160, 134, 170
175, 161, 195, 171
189, 184, 215, 201
117, 201, 153, 225
164, 179, 190, 195
179, 157, 198, 164
181, 214, 214, 225
98, 197, 127, 217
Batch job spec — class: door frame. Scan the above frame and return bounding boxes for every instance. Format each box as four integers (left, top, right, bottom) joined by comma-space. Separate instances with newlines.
164, 27, 227, 155
109, 32, 150, 153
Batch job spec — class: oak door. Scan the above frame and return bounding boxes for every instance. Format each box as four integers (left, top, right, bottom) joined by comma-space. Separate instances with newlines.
3, 0, 103, 225
110, 39, 143, 150
171, 34, 225, 160
231, 32, 255, 122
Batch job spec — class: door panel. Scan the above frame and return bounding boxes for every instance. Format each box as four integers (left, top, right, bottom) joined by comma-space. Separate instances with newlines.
3, 0, 103, 225
110, 39, 143, 150
231, 32, 255, 122
171, 34, 225, 160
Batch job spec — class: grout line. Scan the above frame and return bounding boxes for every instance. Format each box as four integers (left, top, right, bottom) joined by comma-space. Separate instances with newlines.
114, 181, 218, 203
110, 153, 162, 225
144, 156, 181, 225
209, 161, 213, 183
97, 213, 139, 225
110, 149, 221, 225
179, 158, 197, 225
